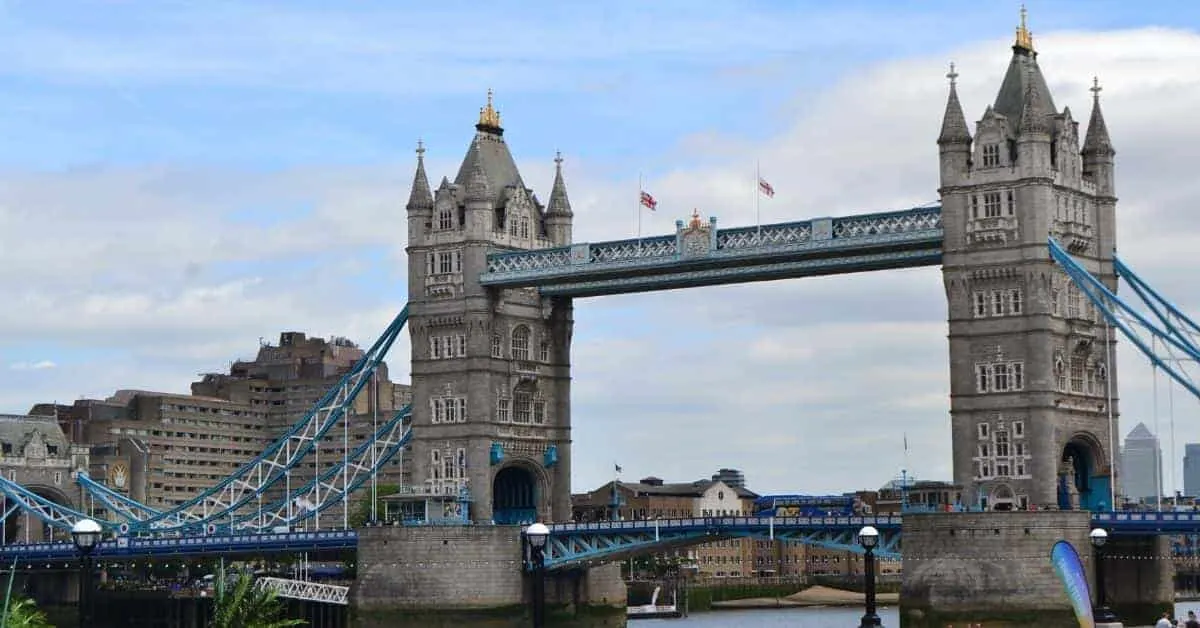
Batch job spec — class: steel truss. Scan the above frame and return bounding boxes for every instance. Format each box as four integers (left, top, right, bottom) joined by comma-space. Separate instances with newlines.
538, 516, 901, 571
0, 305, 409, 534
1049, 239, 1200, 401
258, 577, 349, 605
228, 408, 412, 532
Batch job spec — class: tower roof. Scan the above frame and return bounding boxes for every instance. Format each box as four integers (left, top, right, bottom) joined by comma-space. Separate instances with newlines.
1083, 77, 1115, 156
406, 140, 433, 210
453, 90, 525, 207
546, 151, 573, 217
937, 63, 972, 145
1126, 422, 1156, 441
993, 7, 1056, 135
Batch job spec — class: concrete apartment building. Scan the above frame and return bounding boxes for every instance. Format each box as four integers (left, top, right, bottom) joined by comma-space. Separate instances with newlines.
31, 331, 413, 520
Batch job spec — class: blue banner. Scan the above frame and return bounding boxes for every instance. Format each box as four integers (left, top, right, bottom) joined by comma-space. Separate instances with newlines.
1050, 540, 1095, 628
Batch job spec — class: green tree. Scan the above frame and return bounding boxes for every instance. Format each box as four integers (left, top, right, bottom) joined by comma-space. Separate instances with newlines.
348, 484, 400, 528
209, 573, 306, 628
1, 597, 52, 628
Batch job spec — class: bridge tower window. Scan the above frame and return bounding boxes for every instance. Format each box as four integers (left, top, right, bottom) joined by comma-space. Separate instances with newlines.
511, 326, 531, 361
492, 333, 502, 358
982, 144, 1001, 167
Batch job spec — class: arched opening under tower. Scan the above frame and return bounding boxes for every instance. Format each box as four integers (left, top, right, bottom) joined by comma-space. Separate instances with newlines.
1059, 437, 1108, 511
4, 486, 74, 544
989, 484, 1015, 511
492, 466, 537, 525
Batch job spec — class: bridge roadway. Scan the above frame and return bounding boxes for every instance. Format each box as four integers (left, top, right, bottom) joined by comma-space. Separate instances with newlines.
0, 512, 1191, 566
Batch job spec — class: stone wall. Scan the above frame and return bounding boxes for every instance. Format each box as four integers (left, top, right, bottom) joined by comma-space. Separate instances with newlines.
1104, 534, 1173, 620
901, 511, 1093, 626
353, 525, 625, 616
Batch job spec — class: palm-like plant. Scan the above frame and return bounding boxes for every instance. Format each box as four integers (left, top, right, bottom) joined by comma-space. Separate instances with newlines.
209, 572, 306, 628
1, 596, 52, 628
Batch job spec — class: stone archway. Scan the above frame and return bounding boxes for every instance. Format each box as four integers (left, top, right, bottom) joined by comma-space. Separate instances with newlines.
1059, 435, 1107, 511
990, 484, 1015, 511
492, 465, 538, 525
6, 485, 74, 543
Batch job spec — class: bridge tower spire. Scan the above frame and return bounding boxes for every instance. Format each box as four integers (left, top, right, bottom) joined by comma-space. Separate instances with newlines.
406, 91, 575, 524
940, 16, 1119, 512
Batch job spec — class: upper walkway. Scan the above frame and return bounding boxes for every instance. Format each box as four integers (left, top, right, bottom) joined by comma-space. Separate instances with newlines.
480, 205, 943, 297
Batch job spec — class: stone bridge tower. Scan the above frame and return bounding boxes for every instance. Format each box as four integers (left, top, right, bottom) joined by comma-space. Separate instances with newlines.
939, 12, 1119, 511
405, 91, 575, 524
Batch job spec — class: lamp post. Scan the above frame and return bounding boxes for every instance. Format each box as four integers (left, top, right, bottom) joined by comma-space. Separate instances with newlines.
70, 519, 102, 628
858, 525, 882, 627
1090, 528, 1120, 624
524, 522, 549, 628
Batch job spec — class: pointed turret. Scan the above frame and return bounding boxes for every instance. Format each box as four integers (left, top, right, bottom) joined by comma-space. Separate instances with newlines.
1082, 77, 1114, 157
1083, 77, 1116, 197
463, 145, 493, 235
938, 64, 972, 146
938, 63, 972, 187
406, 140, 434, 211
465, 150, 491, 203
405, 140, 434, 243
545, 151, 573, 246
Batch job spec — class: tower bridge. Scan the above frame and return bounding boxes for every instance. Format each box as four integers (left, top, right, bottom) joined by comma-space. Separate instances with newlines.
0, 10, 1196, 622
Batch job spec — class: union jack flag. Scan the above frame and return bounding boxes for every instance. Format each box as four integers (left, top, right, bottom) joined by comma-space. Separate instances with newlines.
639, 190, 657, 211
758, 177, 775, 198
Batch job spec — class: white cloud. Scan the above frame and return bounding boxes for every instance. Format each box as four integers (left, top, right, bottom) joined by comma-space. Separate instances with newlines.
8, 361, 56, 371
4, 23, 1200, 502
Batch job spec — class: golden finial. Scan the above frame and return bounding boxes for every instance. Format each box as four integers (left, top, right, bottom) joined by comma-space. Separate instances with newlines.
478, 88, 502, 129
689, 209, 703, 230
1014, 4, 1034, 52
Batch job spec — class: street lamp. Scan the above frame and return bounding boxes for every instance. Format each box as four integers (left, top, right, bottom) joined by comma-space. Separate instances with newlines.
857, 525, 882, 628
1090, 528, 1120, 624
70, 519, 102, 628
524, 522, 550, 628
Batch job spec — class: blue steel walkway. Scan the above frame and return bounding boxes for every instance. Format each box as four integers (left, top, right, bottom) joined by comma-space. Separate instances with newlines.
481, 205, 943, 297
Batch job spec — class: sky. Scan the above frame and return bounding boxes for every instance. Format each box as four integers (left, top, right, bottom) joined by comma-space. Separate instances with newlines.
4, 0, 1200, 496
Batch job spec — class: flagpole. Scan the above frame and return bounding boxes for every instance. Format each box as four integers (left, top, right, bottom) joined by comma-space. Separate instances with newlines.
755, 160, 762, 242
637, 173, 643, 250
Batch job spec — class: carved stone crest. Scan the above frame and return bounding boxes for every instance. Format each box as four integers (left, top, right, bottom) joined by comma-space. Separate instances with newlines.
678, 209, 713, 258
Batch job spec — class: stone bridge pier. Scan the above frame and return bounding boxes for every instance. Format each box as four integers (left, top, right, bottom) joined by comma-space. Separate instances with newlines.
352, 526, 625, 626
900, 512, 1173, 627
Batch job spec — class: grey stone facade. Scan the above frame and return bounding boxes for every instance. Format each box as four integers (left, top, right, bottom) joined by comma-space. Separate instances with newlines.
939, 30, 1119, 510
354, 525, 625, 613
405, 94, 575, 523
0, 414, 87, 542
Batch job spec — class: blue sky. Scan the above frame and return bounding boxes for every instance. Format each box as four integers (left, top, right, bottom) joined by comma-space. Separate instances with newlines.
4, 1, 1200, 496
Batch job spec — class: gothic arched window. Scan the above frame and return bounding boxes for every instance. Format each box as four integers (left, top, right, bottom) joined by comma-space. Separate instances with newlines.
519, 216, 530, 239
491, 333, 502, 358
1054, 354, 1067, 392
511, 325, 531, 361
438, 207, 453, 231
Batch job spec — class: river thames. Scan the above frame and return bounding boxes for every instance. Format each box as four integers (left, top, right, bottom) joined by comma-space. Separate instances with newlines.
629, 602, 1200, 627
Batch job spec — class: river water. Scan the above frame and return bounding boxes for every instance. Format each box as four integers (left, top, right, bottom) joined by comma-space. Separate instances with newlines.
637, 606, 899, 626
632, 602, 1200, 627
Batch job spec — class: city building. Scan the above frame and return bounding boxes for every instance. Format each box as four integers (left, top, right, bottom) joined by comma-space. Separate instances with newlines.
1184, 444, 1200, 497
0, 414, 89, 543
1121, 422, 1162, 502
31, 331, 412, 522
572, 471, 768, 578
